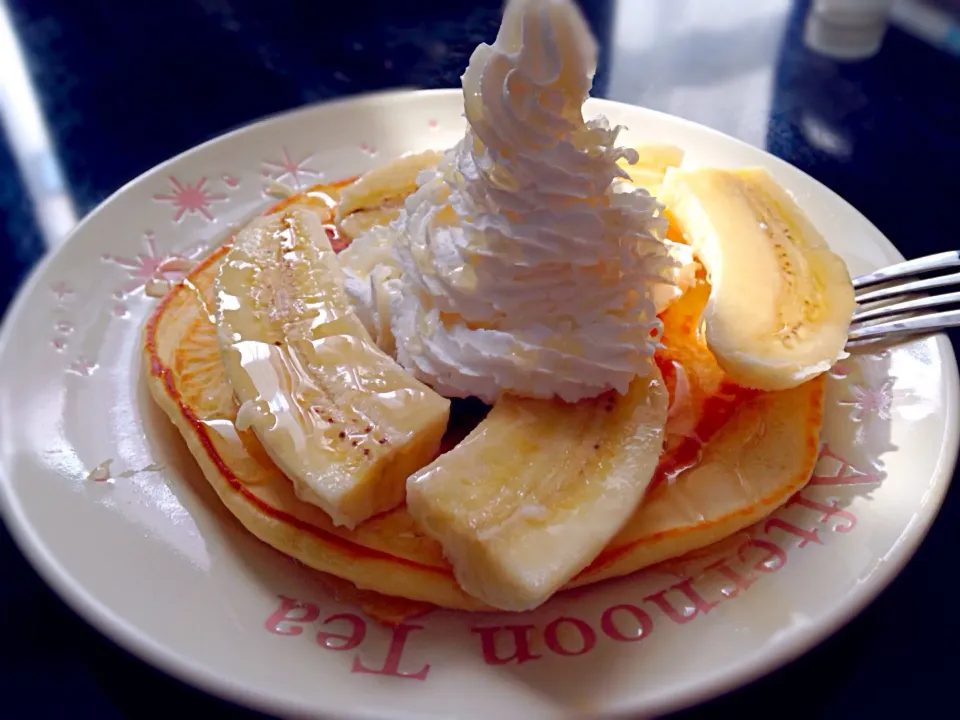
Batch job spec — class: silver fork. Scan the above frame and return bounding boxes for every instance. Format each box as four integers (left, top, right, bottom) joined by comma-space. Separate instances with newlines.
847, 250, 960, 348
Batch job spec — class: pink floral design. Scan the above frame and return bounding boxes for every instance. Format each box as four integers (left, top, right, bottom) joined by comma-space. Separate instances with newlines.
103, 233, 200, 296
360, 142, 378, 156
67, 356, 97, 376
222, 174, 240, 188
153, 176, 227, 222
840, 351, 897, 461
51, 281, 74, 304
846, 377, 895, 422
261, 147, 320, 188
51, 319, 74, 353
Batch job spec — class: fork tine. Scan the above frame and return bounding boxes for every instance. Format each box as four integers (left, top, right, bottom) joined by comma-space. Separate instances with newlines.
852, 290, 960, 324
847, 308, 960, 344
855, 271, 960, 304
853, 250, 960, 290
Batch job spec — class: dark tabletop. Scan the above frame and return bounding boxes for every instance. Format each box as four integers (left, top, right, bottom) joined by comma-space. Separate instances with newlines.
2, 0, 960, 717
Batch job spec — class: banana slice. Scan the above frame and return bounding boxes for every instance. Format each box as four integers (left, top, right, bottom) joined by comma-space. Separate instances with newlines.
335, 150, 443, 240
336, 151, 443, 355
406, 368, 669, 612
215, 204, 450, 529
658, 166, 855, 390
615, 144, 695, 313
618, 144, 685, 196
338, 208, 400, 244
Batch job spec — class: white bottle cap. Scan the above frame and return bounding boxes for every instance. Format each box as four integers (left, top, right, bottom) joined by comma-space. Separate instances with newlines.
804, 0, 895, 60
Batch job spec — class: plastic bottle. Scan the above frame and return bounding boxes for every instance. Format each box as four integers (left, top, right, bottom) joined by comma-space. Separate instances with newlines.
804, 0, 896, 59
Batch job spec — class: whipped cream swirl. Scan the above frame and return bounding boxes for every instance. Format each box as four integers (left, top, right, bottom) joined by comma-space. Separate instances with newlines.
348, 0, 676, 404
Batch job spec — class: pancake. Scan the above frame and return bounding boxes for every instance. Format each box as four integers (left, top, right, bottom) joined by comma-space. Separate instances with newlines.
142, 181, 825, 614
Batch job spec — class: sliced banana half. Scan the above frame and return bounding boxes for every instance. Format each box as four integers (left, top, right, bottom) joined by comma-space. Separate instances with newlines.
617, 143, 686, 197
214, 204, 450, 529
659, 166, 856, 391
407, 369, 669, 612
334, 150, 443, 241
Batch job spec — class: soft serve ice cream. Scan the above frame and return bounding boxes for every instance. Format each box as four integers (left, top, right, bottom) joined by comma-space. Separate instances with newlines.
341, 0, 677, 404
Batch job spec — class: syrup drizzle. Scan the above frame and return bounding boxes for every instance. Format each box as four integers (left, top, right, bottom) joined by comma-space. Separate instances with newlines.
653, 358, 758, 493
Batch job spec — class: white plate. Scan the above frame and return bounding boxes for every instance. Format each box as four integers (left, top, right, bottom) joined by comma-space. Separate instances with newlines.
1, 89, 957, 720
